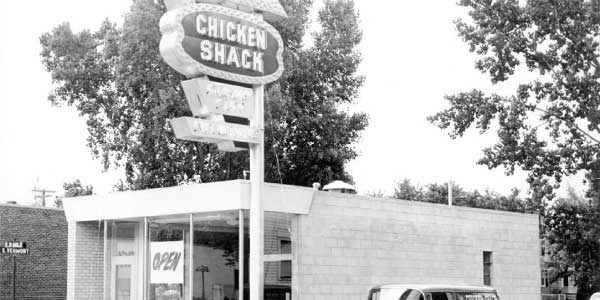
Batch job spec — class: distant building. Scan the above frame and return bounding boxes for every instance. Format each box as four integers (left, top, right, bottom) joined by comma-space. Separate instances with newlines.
541, 245, 577, 300
0, 203, 67, 300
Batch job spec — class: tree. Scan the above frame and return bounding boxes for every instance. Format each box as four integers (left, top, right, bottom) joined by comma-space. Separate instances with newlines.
428, 0, 600, 206
39, 0, 367, 190
55, 179, 94, 207
391, 178, 536, 213
544, 195, 600, 300
393, 179, 424, 201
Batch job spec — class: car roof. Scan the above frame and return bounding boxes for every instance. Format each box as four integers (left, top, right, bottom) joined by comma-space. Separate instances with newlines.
372, 284, 497, 293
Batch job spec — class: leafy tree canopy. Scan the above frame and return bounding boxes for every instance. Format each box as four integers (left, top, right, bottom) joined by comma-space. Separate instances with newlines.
55, 179, 94, 207
544, 193, 600, 300
428, 0, 600, 205
40, 0, 367, 190
392, 178, 538, 213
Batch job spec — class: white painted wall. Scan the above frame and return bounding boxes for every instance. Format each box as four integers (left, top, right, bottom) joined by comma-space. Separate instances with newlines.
292, 192, 541, 300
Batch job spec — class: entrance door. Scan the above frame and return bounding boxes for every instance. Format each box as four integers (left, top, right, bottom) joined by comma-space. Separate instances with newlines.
109, 221, 141, 300
111, 249, 139, 300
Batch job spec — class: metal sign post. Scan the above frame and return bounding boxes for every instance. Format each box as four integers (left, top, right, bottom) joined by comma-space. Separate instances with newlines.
1, 241, 29, 300
249, 85, 265, 300
13, 255, 16, 300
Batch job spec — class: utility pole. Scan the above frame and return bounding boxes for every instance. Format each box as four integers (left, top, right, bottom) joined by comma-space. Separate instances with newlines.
32, 189, 56, 207
447, 181, 453, 206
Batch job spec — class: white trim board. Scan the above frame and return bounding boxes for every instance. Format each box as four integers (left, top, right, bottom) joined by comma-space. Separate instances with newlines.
63, 180, 315, 222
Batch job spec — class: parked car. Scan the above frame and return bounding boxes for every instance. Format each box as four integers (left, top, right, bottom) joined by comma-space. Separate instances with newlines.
590, 292, 600, 300
367, 284, 499, 300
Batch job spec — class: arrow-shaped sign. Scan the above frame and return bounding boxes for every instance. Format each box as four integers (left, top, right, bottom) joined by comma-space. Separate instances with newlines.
171, 116, 260, 152
182, 77, 254, 119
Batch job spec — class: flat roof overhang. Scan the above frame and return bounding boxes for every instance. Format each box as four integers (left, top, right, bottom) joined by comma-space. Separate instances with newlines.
63, 180, 315, 222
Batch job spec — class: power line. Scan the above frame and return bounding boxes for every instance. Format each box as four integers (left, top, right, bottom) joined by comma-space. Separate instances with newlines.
31, 189, 56, 207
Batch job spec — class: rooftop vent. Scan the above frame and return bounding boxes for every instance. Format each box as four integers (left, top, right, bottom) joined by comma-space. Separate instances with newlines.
322, 180, 356, 194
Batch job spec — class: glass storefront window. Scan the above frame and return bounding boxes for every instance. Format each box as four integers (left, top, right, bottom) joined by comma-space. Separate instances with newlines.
149, 215, 191, 300
104, 210, 295, 300
192, 211, 241, 300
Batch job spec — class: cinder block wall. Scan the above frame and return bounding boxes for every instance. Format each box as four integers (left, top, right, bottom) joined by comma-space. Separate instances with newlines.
291, 192, 541, 300
0, 204, 67, 300
66, 221, 104, 300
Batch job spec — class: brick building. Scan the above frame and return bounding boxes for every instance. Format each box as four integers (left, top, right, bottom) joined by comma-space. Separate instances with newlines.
63, 180, 541, 300
0, 204, 68, 300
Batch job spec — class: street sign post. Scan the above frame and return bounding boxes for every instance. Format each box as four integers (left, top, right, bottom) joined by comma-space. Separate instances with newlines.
1, 241, 29, 300
1, 241, 29, 255
159, 1, 286, 300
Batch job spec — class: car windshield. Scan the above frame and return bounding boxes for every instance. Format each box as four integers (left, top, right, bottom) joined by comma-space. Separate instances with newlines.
369, 288, 424, 300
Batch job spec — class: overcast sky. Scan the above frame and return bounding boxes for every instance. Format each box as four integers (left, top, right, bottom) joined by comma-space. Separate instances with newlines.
0, 0, 585, 204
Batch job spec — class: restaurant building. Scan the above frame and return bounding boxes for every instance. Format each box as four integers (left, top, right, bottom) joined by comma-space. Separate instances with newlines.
63, 180, 541, 300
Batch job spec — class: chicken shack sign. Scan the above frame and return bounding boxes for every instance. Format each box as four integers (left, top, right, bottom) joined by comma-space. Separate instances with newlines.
160, 2, 284, 85
161, 0, 286, 151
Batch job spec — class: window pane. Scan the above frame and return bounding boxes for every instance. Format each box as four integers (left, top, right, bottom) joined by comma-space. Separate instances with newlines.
280, 261, 291, 280
280, 240, 291, 255
193, 211, 239, 300
149, 215, 190, 300
400, 289, 425, 300
264, 212, 292, 300
115, 265, 132, 300
483, 251, 492, 286
428, 292, 454, 300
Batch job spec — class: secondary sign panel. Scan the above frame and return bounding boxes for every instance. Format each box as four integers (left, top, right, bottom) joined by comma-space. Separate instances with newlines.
171, 116, 260, 144
182, 77, 254, 118
160, 3, 284, 84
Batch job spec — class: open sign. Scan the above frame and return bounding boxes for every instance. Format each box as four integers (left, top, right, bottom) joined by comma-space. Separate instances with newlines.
150, 241, 184, 284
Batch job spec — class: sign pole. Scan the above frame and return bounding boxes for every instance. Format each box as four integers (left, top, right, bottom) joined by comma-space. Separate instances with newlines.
159, 2, 286, 299
13, 255, 16, 300
249, 84, 265, 300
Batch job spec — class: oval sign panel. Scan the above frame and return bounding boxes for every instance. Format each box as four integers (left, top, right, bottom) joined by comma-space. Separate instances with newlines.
160, 4, 284, 84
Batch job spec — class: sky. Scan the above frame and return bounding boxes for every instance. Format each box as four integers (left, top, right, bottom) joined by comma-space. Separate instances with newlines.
0, 0, 586, 205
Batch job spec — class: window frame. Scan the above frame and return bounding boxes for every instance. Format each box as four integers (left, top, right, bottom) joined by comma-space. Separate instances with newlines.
483, 251, 493, 286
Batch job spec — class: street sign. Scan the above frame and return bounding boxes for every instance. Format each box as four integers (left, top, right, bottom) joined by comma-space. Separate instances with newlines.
1, 241, 29, 255
182, 77, 254, 118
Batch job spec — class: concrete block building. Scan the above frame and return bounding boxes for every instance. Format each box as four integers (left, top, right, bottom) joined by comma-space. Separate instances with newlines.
63, 180, 541, 300
0, 204, 68, 300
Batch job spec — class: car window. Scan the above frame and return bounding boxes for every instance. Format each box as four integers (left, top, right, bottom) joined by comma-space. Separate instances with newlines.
426, 292, 454, 300
400, 289, 425, 300
368, 289, 380, 300
369, 288, 422, 300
